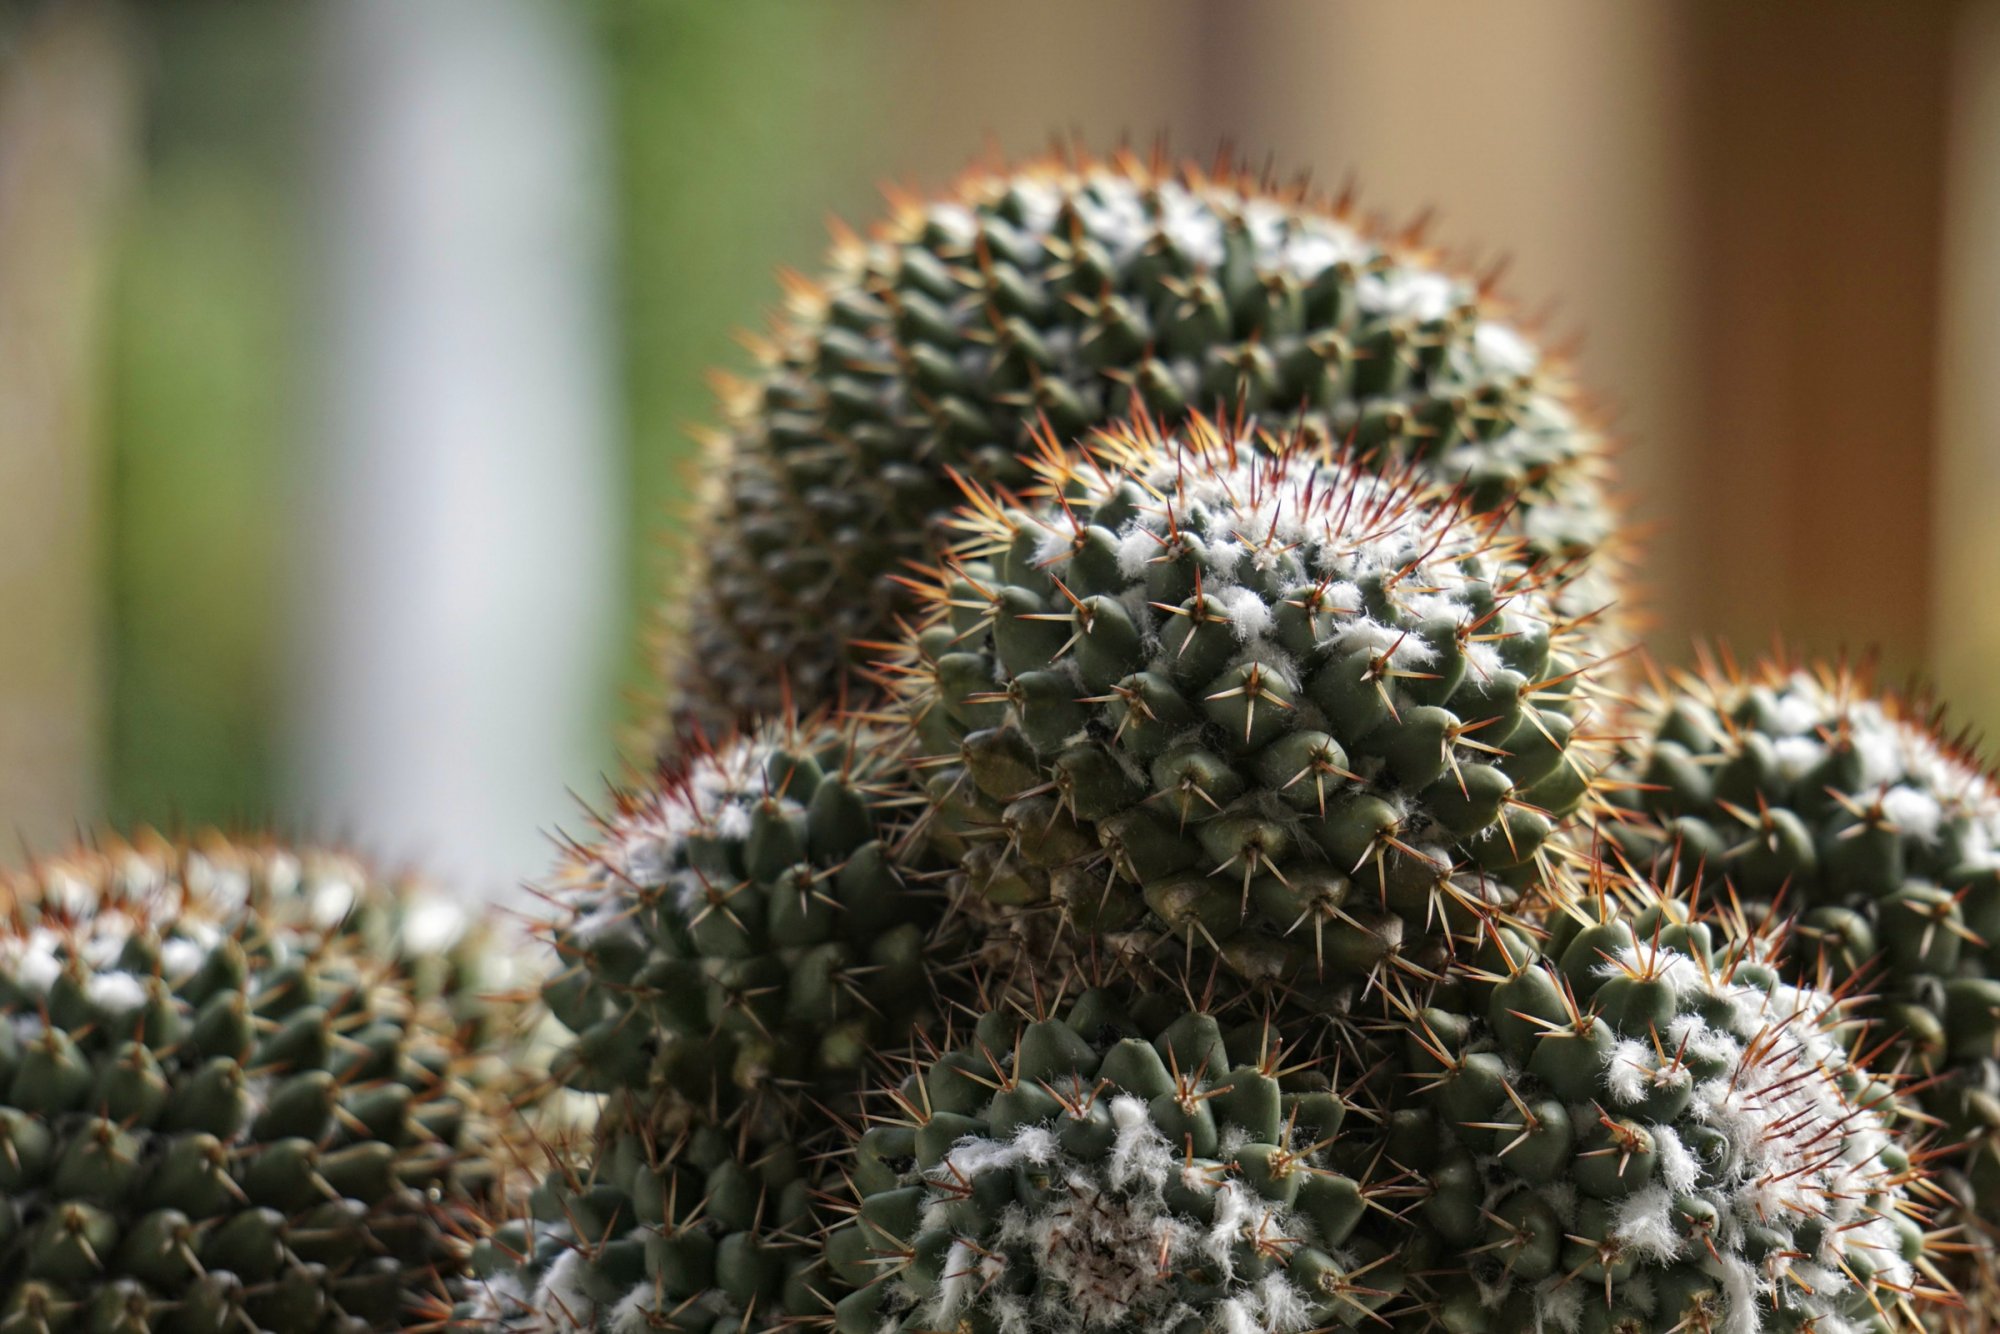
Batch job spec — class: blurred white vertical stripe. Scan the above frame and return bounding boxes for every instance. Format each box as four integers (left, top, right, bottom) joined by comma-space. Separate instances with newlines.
296, 0, 618, 903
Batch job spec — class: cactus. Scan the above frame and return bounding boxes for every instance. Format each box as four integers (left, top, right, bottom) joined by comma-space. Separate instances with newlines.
664, 149, 1613, 731
0, 831, 517, 1334
459, 716, 955, 1333
826, 989, 1396, 1334
886, 415, 1603, 1002
1403, 884, 1928, 1334
459, 1108, 825, 1334
535, 714, 942, 1121
1605, 657, 2000, 1249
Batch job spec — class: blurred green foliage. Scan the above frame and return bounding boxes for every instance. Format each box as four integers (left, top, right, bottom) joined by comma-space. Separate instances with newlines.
98, 1, 885, 826
599, 0, 882, 710
103, 6, 305, 828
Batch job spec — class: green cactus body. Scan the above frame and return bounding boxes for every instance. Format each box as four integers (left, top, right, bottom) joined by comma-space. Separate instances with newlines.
1606, 660, 2000, 1189
460, 1111, 823, 1334
463, 717, 948, 1333
829, 991, 1394, 1334
537, 717, 940, 1124
892, 417, 1600, 1001
0, 833, 509, 1334
667, 151, 1613, 729
1403, 894, 1922, 1334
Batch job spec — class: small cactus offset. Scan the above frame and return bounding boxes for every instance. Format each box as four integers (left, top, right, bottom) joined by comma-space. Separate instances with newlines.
534, 715, 942, 1116
459, 715, 959, 1334
0, 831, 524, 1334
663, 148, 1617, 733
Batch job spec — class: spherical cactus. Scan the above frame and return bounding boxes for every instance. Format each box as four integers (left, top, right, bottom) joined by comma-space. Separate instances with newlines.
1401, 888, 1929, 1334
888, 416, 1603, 1003
459, 1109, 826, 1334
0, 830, 515, 1334
536, 714, 942, 1131
1604, 658, 2000, 1187
666, 148, 1614, 730
826, 989, 1398, 1334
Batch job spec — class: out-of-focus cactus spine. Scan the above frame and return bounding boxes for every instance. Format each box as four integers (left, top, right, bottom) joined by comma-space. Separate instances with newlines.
0, 831, 518, 1334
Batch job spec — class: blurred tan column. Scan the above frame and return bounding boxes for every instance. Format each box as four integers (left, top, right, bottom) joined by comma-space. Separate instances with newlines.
0, 4, 135, 853
1679, 6, 1949, 668
1937, 1, 2000, 734
1199, 0, 1694, 643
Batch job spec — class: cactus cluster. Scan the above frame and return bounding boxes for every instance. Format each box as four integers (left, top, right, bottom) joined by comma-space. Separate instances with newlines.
33, 144, 1992, 1334
665, 150, 1612, 731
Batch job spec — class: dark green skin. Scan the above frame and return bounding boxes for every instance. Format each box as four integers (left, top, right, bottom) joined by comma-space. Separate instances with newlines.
1608, 678, 2000, 1190
0, 871, 484, 1334
672, 162, 1605, 729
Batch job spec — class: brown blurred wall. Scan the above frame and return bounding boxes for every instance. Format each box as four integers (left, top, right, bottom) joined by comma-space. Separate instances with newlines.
869, 0, 1962, 694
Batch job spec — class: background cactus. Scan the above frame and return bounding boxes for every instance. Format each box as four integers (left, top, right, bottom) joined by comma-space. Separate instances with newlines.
0, 831, 520, 1334
1404, 885, 1930, 1334
663, 149, 1614, 733
888, 415, 1605, 1006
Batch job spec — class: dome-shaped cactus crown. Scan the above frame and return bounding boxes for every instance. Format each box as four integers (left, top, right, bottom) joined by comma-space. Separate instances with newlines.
664, 145, 1617, 732
1604, 652, 2000, 1086
879, 411, 1607, 1012
536, 710, 949, 1130
0, 829, 518, 1334
462, 712, 962, 1334
826, 974, 1409, 1334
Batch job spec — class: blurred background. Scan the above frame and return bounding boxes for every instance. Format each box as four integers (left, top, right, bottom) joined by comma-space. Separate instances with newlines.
2, 0, 1994, 903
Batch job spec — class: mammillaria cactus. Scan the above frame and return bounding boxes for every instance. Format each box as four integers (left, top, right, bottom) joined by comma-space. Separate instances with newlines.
665, 149, 1614, 730
462, 1113, 825, 1334
459, 716, 954, 1333
0, 831, 516, 1334
887, 414, 1604, 1003
535, 714, 942, 1122
1404, 886, 1931, 1334
827, 989, 1397, 1334
1605, 657, 2000, 1269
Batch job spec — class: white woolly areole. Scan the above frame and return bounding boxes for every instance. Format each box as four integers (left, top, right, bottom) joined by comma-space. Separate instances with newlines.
1516, 942, 1917, 1334
917, 1108, 1316, 1334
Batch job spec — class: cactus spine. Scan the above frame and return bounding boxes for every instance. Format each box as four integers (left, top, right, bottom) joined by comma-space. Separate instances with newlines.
0, 832, 517, 1334
665, 150, 1613, 732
